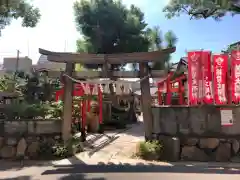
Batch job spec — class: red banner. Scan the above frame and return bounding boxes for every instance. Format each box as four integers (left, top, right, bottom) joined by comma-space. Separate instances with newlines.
188, 51, 202, 105
231, 50, 240, 103
213, 54, 228, 105
201, 51, 213, 104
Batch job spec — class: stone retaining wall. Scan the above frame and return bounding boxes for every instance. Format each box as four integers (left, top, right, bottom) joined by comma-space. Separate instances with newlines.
180, 137, 240, 162
152, 106, 240, 136
152, 106, 240, 162
0, 119, 61, 159
160, 136, 240, 162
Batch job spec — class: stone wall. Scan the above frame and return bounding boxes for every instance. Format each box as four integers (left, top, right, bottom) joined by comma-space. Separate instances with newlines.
0, 119, 61, 159
152, 106, 240, 162
159, 136, 240, 162
180, 137, 240, 162
152, 106, 240, 136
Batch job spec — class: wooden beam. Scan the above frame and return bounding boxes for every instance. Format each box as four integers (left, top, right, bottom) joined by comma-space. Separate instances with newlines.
46, 70, 166, 78
139, 62, 154, 141
39, 47, 176, 64
106, 48, 176, 64
62, 63, 74, 143
47, 55, 104, 64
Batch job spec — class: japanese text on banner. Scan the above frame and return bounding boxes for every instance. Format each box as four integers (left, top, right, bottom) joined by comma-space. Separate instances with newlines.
213, 54, 228, 105
231, 50, 240, 103
188, 51, 202, 105
201, 51, 213, 104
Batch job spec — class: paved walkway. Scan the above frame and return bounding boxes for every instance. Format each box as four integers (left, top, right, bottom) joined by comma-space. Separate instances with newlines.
52, 121, 145, 165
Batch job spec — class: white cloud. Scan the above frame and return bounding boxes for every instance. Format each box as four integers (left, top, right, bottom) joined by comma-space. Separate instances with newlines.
0, 0, 169, 64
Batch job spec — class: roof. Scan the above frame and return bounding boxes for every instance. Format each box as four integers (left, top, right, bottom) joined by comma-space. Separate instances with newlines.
170, 62, 178, 71
38, 55, 48, 64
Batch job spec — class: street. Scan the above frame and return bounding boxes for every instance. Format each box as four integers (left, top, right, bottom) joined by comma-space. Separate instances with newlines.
1, 163, 240, 180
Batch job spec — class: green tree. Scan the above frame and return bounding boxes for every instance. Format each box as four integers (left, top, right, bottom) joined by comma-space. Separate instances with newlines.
147, 27, 177, 70
74, 0, 150, 69
163, 0, 240, 20
222, 41, 240, 53
74, 0, 153, 108
0, 0, 41, 34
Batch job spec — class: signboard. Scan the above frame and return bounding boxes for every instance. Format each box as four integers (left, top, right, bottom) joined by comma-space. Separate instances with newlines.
220, 109, 233, 126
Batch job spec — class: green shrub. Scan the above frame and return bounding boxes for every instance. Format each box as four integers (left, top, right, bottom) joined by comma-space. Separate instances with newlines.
37, 136, 83, 160
52, 143, 70, 158
136, 140, 163, 160
47, 101, 63, 119
2, 102, 51, 119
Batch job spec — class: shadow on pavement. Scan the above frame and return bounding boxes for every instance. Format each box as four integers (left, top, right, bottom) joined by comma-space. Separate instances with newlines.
88, 135, 119, 157
0, 174, 106, 180
122, 121, 144, 138
0, 156, 86, 172
0, 160, 51, 171
42, 162, 240, 175
59, 173, 106, 180
0, 176, 32, 180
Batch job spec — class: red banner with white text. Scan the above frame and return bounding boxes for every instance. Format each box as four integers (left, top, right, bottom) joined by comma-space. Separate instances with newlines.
231, 50, 240, 103
213, 54, 228, 105
201, 51, 213, 104
188, 51, 202, 105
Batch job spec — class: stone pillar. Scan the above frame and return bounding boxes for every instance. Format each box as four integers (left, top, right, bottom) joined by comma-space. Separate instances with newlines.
62, 63, 74, 143
139, 63, 153, 141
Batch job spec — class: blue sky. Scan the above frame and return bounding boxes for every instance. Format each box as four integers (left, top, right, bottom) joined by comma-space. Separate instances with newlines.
0, 0, 239, 64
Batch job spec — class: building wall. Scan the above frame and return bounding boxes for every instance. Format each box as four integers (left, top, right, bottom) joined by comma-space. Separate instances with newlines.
34, 62, 66, 71
36, 54, 65, 71
3, 57, 32, 73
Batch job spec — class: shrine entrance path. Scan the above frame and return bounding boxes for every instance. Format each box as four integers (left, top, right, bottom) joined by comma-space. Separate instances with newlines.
53, 115, 146, 166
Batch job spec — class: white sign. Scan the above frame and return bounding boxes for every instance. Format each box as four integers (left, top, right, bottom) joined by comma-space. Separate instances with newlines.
220, 109, 233, 126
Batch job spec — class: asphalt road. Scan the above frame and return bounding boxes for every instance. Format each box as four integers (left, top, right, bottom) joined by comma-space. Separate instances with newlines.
2, 163, 240, 180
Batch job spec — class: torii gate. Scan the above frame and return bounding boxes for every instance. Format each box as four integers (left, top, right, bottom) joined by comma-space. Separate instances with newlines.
39, 47, 176, 142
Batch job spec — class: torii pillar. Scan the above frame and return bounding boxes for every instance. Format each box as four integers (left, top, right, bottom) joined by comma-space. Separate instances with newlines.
62, 63, 74, 143
139, 63, 153, 141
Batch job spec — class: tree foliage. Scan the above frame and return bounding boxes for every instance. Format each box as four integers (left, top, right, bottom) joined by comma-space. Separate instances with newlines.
74, 0, 150, 69
222, 41, 240, 53
74, 0, 177, 71
163, 0, 240, 20
0, 0, 40, 34
147, 27, 177, 70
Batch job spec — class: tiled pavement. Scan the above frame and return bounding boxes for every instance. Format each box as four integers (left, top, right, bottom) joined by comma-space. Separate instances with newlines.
52, 121, 145, 166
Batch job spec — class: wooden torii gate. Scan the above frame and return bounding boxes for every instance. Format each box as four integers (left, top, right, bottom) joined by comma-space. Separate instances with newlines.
39, 48, 176, 142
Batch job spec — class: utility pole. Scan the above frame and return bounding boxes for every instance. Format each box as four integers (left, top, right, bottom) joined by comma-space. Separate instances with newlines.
27, 40, 30, 57
13, 49, 20, 80
64, 40, 67, 52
